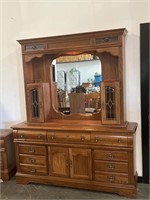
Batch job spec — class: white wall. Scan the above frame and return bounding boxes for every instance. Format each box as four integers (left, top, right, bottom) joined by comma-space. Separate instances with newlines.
1, 0, 149, 176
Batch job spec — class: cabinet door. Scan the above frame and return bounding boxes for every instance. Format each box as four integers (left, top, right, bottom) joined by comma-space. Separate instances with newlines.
69, 148, 92, 180
101, 81, 121, 124
26, 83, 44, 123
48, 147, 69, 177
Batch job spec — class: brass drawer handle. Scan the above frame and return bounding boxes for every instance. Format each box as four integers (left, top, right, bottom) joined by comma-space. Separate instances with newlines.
107, 164, 115, 170
30, 168, 36, 173
20, 134, 24, 138
80, 136, 85, 141
37, 134, 42, 139
51, 135, 55, 140
29, 158, 35, 163
106, 153, 114, 159
117, 138, 122, 143
95, 136, 101, 142
28, 147, 35, 153
107, 175, 115, 181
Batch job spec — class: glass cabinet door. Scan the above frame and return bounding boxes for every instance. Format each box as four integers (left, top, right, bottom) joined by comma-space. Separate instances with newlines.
101, 81, 120, 124
26, 83, 44, 123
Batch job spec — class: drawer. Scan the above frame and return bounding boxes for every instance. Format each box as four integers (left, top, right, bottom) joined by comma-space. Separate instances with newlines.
24, 43, 45, 52
19, 144, 46, 155
94, 150, 128, 162
91, 133, 127, 146
95, 172, 128, 184
18, 130, 46, 141
19, 154, 46, 165
94, 160, 128, 173
47, 131, 90, 143
20, 164, 47, 175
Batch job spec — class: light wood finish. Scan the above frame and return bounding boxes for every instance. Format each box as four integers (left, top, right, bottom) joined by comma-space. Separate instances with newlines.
0, 129, 16, 181
11, 28, 138, 198
12, 121, 137, 198
18, 28, 127, 123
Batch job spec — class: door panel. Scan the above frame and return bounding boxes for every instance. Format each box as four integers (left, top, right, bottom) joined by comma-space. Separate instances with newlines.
48, 146, 69, 177
69, 148, 92, 180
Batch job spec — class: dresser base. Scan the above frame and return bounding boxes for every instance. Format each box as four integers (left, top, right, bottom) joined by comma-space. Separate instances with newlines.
15, 173, 137, 198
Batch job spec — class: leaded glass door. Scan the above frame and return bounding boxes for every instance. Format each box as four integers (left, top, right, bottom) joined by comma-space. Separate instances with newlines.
26, 83, 44, 123
101, 81, 120, 124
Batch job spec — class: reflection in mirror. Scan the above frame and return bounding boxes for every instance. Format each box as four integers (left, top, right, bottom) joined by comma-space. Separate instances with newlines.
53, 54, 102, 115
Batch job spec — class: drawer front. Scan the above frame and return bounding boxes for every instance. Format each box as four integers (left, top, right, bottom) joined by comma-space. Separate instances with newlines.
20, 164, 47, 175
24, 44, 45, 52
94, 160, 128, 173
19, 144, 46, 155
95, 172, 128, 184
18, 130, 46, 141
47, 131, 90, 143
19, 155, 46, 165
94, 150, 128, 162
91, 133, 127, 146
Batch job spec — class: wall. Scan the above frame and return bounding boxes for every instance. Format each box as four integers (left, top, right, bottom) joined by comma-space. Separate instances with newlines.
1, 0, 149, 176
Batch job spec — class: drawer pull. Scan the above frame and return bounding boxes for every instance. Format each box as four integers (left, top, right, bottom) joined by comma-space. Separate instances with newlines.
37, 135, 42, 139
80, 136, 85, 141
20, 134, 24, 138
30, 168, 36, 173
29, 158, 35, 163
107, 175, 115, 181
106, 153, 114, 159
117, 138, 122, 143
107, 164, 115, 169
51, 135, 55, 140
28, 147, 35, 153
66, 160, 69, 166
95, 136, 101, 142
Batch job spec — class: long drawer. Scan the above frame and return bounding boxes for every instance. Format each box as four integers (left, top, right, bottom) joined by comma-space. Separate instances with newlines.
20, 164, 47, 175
47, 131, 91, 143
18, 144, 46, 155
19, 154, 46, 165
95, 172, 128, 184
94, 160, 128, 173
94, 150, 128, 162
91, 133, 127, 146
17, 130, 46, 141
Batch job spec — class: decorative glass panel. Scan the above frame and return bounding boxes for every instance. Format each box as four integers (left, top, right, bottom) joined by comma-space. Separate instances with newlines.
105, 86, 116, 120
31, 88, 39, 118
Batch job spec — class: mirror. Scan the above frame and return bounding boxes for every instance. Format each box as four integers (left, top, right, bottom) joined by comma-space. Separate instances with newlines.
53, 54, 102, 115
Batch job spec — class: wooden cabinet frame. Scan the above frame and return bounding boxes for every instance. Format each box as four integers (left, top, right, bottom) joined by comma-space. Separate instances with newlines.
12, 28, 138, 198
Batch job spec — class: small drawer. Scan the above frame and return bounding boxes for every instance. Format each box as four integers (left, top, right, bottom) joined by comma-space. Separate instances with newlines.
95, 172, 128, 184
91, 133, 127, 146
94, 160, 128, 173
18, 130, 46, 141
20, 164, 47, 175
47, 131, 90, 143
94, 150, 128, 162
19, 154, 46, 165
19, 144, 46, 156
24, 44, 45, 51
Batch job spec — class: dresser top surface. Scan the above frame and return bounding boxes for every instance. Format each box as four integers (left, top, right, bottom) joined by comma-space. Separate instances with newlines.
11, 120, 137, 133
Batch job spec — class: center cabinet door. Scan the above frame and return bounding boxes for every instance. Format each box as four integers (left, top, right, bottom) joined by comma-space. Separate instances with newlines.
48, 147, 92, 180
48, 147, 70, 177
69, 148, 92, 180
